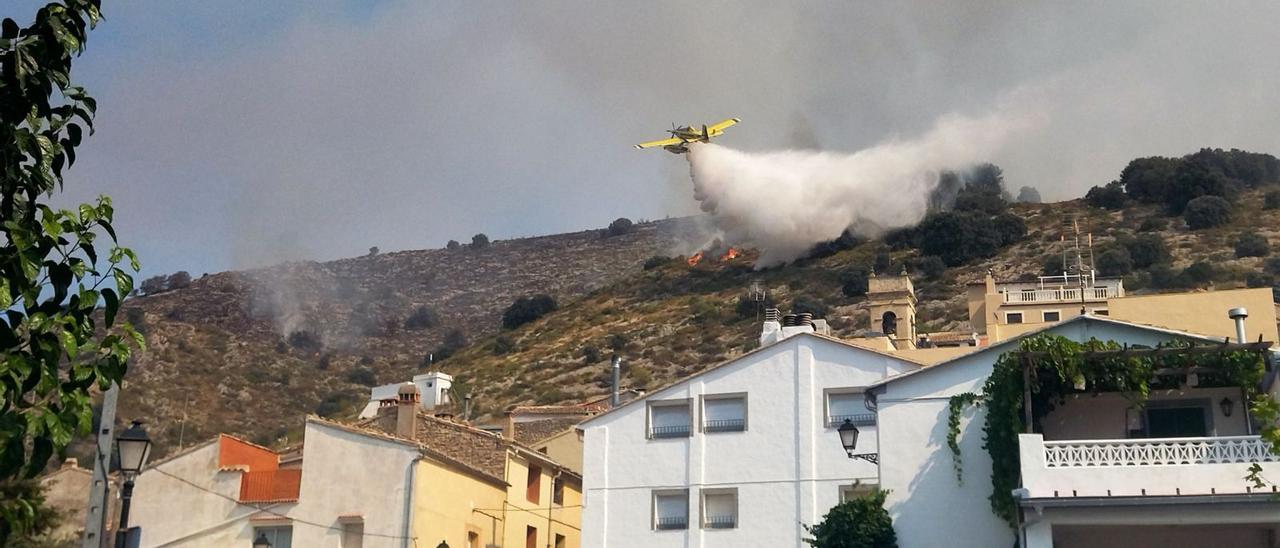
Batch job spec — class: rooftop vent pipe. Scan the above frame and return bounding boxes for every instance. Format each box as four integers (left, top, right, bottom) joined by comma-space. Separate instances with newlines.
610, 355, 622, 408
1228, 307, 1248, 343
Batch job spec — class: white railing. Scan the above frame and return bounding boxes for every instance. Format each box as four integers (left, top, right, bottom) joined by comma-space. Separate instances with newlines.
1004, 287, 1115, 304
1043, 436, 1279, 468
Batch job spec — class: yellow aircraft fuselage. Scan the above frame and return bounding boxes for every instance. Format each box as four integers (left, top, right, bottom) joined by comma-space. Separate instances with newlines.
635, 118, 740, 154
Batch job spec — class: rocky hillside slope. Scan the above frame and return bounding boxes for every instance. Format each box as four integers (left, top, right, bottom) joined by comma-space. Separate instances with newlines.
102, 188, 1280, 459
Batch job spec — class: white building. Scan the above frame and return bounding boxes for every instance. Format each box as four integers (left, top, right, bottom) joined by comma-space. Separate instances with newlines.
580, 321, 921, 548
358, 371, 452, 419
869, 314, 1280, 548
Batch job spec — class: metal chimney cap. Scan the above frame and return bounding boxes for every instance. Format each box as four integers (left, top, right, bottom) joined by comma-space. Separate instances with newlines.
1228, 307, 1249, 320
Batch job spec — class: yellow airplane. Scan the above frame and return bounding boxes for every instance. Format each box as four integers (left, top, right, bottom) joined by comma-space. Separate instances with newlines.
634, 118, 740, 154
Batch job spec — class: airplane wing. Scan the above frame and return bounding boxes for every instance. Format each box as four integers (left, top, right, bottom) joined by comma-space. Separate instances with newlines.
706, 118, 741, 133
634, 137, 684, 149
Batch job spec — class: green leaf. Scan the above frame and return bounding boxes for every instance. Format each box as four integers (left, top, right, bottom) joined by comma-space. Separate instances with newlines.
102, 288, 118, 326
0, 279, 10, 310
112, 268, 133, 297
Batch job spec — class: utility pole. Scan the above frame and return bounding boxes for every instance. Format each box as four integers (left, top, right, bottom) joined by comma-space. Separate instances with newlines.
82, 383, 120, 548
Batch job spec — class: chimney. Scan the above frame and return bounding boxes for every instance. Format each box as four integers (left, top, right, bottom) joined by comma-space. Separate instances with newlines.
395, 382, 419, 440
463, 395, 473, 422
1229, 307, 1249, 343
503, 409, 516, 439
610, 355, 622, 408
984, 269, 996, 294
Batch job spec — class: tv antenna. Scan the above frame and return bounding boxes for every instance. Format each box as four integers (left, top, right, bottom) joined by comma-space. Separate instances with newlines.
748, 281, 767, 321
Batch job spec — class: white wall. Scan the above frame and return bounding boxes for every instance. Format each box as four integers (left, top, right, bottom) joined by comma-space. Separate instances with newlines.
583, 334, 916, 548
130, 441, 290, 547
291, 421, 420, 548
874, 319, 1221, 548
129, 422, 420, 548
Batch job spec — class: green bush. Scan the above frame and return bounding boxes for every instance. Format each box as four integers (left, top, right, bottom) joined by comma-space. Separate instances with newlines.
1138, 217, 1167, 232
492, 335, 517, 356
792, 296, 829, 317
345, 366, 377, 386
803, 489, 897, 548
809, 229, 867, 259
643, 255, 672, 270
446, 239, 461, 250
1246, 272, 1274, 288
1180, 261, 1216, 286
1183, 195, 1233, 229
430, 329, 468, 363
606, 217, 635, 237
1265, 191, 1280, 210
1096, 248, 1133, 276
1235, 232, 1270, 258
1085, 181, 1127, 210
1265, 257, 1280, 276
502, 294, 558, 329
841, 267, 871, 297
471, 233, 490, 249
915, 256, 947, 280
1121, 234, 1170, 268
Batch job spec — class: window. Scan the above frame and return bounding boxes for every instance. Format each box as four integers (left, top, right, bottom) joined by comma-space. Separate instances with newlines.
700, 488, 737, 529
702, 394, 746, 432
1042, 311, 1061, 322
648, 400, 692, 439
340, 520, 363, 548
526, 464, 542, 504
653, 490, 689, 530
554, 534, 566, 548
826, 390, 873, 427
552, 476, 565, 505
839, 483, 875, 503
1006, 312, 1023, 324
468, 532, 480, 548
1144, 403, 1210, 438
525, 526, 537, 548
254, 526, 293, 548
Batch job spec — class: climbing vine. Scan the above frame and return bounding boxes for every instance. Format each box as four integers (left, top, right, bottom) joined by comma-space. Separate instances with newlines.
947, 334, 1278, 526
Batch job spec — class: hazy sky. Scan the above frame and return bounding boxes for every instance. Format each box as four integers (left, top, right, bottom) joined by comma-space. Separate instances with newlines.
6, 1, 1280, 277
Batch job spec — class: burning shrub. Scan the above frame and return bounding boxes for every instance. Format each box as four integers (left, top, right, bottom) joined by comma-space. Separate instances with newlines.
502, 294, 558, 329
605, 217, 635, 237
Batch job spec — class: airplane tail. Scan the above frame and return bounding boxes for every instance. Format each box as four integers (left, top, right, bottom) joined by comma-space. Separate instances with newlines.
702, 124, 709, 140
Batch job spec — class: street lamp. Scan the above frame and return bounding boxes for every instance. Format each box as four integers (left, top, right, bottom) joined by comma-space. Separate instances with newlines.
436, 541, 450, 548
114, 420, 152, 548
253, 532, 273, 548
838, 419, 879, 464
1220, 397, 1235, 417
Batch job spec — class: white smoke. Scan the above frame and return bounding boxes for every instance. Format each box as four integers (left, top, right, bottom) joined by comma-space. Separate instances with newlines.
686, 106, 1045, 266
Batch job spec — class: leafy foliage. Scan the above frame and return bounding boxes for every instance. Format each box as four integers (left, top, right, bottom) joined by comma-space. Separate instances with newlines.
946, 334, 1275, 526
1183, 195, 1233, 229
840, 267, 871, 297
1119, 234, 1170, 268
915, 211, 1026, 266
803, 489, 897, 548
470, 233, 490, 249
642, 255, 672, 270
429, 328, 468, 363
809, 229, 867, 259
792, 295, 829, 317
1095, 247, 1132, 276
1084, 181, 1127, 210
0, 4, 144, 541
605, 217, 634, 237
914, 255, 946, 280
0, 479, 60, 544
1265, 191, 1280, 210
445, 239, 460, 250
501, 294, 558, 329
1118, 149, 1278, 212
1234, 231, 1270, 258
1015, 186, 1041, 204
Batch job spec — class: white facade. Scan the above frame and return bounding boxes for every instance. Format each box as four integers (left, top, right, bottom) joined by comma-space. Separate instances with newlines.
871, 316, 1280, 548
581, 333, 918, 548
129, 419, 419, 547
359, 372, 453, 418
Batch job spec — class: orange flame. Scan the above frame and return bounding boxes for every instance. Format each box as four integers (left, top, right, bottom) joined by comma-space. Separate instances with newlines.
687, 252, 704, 266
719, 247, 740, 262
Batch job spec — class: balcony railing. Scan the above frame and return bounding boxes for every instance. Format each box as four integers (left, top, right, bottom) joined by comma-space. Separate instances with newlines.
703, 418, 746, 433
650, 424, 692, 439
1003, 286, 1117, 304
656, 516, 688, 530
828, 413, 876, 427
704, 515, 736, 529
1043, 436, 1280, 468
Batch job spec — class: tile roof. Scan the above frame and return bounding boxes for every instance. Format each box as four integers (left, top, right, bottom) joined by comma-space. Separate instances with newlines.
514, 417, 583, 445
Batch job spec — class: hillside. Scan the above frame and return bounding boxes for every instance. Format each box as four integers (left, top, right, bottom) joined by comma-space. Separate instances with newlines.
103, 188, 1280, 459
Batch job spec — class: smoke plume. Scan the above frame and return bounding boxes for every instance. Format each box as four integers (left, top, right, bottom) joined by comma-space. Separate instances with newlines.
686, 108, 1042, 266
